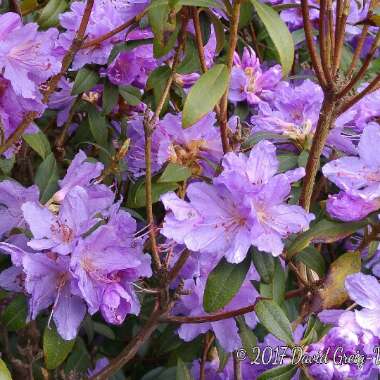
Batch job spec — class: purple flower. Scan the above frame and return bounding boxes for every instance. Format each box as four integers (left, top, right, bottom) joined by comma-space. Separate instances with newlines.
88, 358, 109, 377
0, 180, 39, 238
323, 123, 380, 221
22, 186, 98, 255
161, 141, 314, 262
70, 206, 151, 321
0, 12, 61, 99
229, 47, 282, 105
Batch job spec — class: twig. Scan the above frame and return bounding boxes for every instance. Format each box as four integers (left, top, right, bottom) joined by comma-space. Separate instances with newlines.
9, 0, 22, 15
218, 0, 241, 153
332, 0, 349, 76
200, 333, 214, 380
233, 352, 242, 380
81, 10, 147, 49
192, 8, 208, 73
319, 0, 333, 86
0, 0, 95, 156
168, 249, 191, 281
301, 0, 327, 88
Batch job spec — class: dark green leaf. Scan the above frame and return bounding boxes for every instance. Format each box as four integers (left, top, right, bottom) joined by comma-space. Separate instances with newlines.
93, 322, 116, 340
249, 0, 294, 76
23, 131, 51, 159
119, 85, 142, 106
2, 295, 27, 331
287, 219, 369, 259
176, 358, 193, 380
158, 163, 192, 183
216, 342, 230, 371
236, 316, 257, 362
103, 80, 119, 114
257, 364, 298, 380
72, 67, 99, 95
146, 66, 172, 113
88, 106, 108, 146
294, 246, 326, 277
203, 255, 251, 313
177, 38, 202, 74
255, 300, 293, 345
183, 64, 228, 128
251, 247, 274, 284
278, 154, 298, 173
35, 153, 59, 203
0, 157, 15, 175
64, 338, 91, 375
43, 324, 75, 370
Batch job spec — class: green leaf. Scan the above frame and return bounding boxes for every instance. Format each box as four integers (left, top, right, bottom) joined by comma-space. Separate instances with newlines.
158, 163, 192, 183
177, 38, 201, 75
93, 322, 116, 340
255, 300, 293, 345
103, 80, 119, 114
294, 246, 326, 277
176, 358, 193, 380
119, 85, 142, 106
108, 39, 154, 63
64, 338, 91, 375
127, 178, 178, 208
287, 219, 369, 259
0, 358, 12, 380
178, 0, 222, 7
236, 316, 257, 362
249, 0, 294, 76
44, 324, 75, 370
257, 364, 298, 380
23, 131, 51, 159
242, 132, 289, 150
216, 342, 230, 371
88, 106, 108, 146
183, 64, 228, 128
146, 66, 172, 113
38, 0, 68, 28
72, 67, 99, 95
2, 295, 27, 331
251, 247, 275, 284
0, 157, 15, 175
301, 314, 323, 345
318, 251, 361, 309
35, 153, 59, 203
203, 255, 251, 313
278, 154, 298, 173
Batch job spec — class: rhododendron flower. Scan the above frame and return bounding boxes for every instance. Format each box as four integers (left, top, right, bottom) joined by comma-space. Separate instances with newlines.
323, 123, 380, 221
161, 141, 314, 262
229, 47, 282, 105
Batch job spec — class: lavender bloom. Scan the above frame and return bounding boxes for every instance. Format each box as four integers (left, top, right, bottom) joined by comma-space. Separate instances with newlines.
0, 13, 61, 99
161, 141, 314, 262
70, 206, 151, 322
323, 123, 380, 221
0, 180, 39, 238
22, 186, 98, 255
88, 358, 109, 377
229, 47, 282, 105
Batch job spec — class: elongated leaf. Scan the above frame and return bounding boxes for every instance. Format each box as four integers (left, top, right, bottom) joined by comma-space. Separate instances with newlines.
2, 295, 27, 331
64, 338, 91, 375
35, 153, 59, 203
318, 251, 361, 309
294, 246, 326, 277
258, 364, 298, 380
236, 316, 257, 362
44, 324, 75, 370
88, 107, 108, 146
23, 131, 51, 159
158, 163, 192, 183
255, 300, 293, 345
249, 0, 294, 76
72, 67, 99, 95
127, 178, 178, 209
203, 255, 251, 313
103, 80, 119, 114
251, 247, 275, 284
176, 358, 193, 380
148, 0, 222, 10
287, 219, 369, 258
146, 66, 172, 113
0, 358, 12, 380
119, 85, 142, 106
38, 0, 67, 28
183, 64, 228, 128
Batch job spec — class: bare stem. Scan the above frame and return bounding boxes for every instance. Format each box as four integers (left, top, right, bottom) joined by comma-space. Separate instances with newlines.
218, 0, 241, 153
233, 352, 242, 380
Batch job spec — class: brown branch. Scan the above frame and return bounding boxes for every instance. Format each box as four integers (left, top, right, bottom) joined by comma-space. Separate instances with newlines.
200, 333, 214, 380
300, 93, 337, 211
233, 352, 242, 380
338, 71, 380, 115
218, 0, 241, 153
168, 249, 191, 282
0, 0, 95, 156
319, 0, 333, 86
192, 8, 208, 73
347, 25, 369, 77
332, 0, 349, 76
161, 300, 261, 324
9, 0, 22, 15
339, 30, 380, 99
81, 10, 147, 49
301, 0, 327, 88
